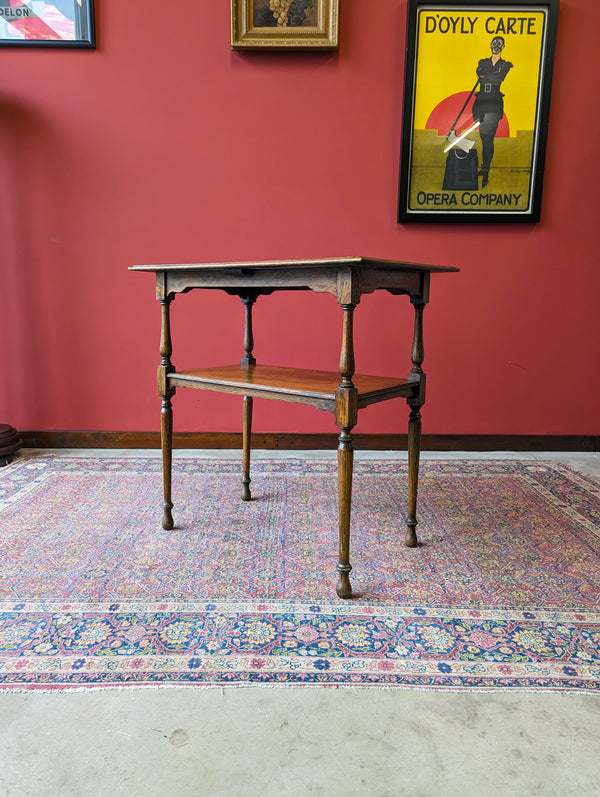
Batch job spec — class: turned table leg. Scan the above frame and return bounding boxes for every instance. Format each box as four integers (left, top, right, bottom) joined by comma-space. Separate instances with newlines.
242, 395, 253, 501
406, 399, 422, 547
161, 395, 174, 530
240, 293, 257, 502
158, 296, 175, 530
335, 303, 358, 599
406, 300, 426, 548
336, 427, 354, 599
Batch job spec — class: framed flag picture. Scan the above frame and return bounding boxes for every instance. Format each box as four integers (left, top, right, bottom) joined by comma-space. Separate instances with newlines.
0, 0, 95, 47
398, 0, 558, 222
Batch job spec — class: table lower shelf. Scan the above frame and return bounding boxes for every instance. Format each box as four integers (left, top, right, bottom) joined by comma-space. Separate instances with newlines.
168, 364, 417, 411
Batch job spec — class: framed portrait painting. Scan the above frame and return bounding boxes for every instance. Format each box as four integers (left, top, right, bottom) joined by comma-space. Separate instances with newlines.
231, 0, 339, 49
398, 0, 559, 222
0, 0, 94, 47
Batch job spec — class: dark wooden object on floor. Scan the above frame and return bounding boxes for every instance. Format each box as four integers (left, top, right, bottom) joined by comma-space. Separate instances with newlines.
0, 424, 21, 466
130, 257, 458, 599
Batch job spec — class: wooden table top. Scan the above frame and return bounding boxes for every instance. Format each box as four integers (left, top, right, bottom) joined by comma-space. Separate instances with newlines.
130, 257, 459, 274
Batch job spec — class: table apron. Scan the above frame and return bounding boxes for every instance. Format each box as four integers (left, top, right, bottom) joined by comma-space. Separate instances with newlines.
156, 267, 429, 305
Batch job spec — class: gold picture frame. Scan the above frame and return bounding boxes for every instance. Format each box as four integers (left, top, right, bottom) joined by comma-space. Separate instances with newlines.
231, 0, 339, 50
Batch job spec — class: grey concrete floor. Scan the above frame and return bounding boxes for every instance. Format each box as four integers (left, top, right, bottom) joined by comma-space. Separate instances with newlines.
1, 450, 599, 797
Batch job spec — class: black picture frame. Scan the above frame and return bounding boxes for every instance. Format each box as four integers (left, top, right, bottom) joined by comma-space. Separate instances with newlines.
0, 0, 95, 47
398, 0, 558, 222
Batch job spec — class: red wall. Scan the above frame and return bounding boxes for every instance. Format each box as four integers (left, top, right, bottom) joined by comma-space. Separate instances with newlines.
2, 1, 599, 437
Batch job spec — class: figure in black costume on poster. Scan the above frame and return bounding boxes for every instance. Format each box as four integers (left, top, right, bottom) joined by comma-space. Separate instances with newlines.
472, 36, 513, 187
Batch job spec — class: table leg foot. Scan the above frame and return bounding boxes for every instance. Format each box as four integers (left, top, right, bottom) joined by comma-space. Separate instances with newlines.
336, 565, 353, 599
405, 519, 418, 548
162, 503, 174, 531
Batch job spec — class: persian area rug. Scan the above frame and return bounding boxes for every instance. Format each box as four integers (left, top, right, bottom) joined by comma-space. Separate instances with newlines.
1, 455, 599, 692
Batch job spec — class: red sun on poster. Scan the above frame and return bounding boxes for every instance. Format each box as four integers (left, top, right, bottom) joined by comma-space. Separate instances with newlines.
426, 92, 510, 137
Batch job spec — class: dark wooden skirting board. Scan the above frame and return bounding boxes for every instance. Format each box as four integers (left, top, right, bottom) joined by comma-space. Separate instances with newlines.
20, 431, 600, 452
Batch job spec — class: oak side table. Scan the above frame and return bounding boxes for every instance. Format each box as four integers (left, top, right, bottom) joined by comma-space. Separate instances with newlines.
130, 257, 458, 599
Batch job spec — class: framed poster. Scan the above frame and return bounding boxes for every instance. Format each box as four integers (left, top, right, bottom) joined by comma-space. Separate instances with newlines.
398, 0, 558, 222
231, 0, 339, 50
0, 0, 95, 47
